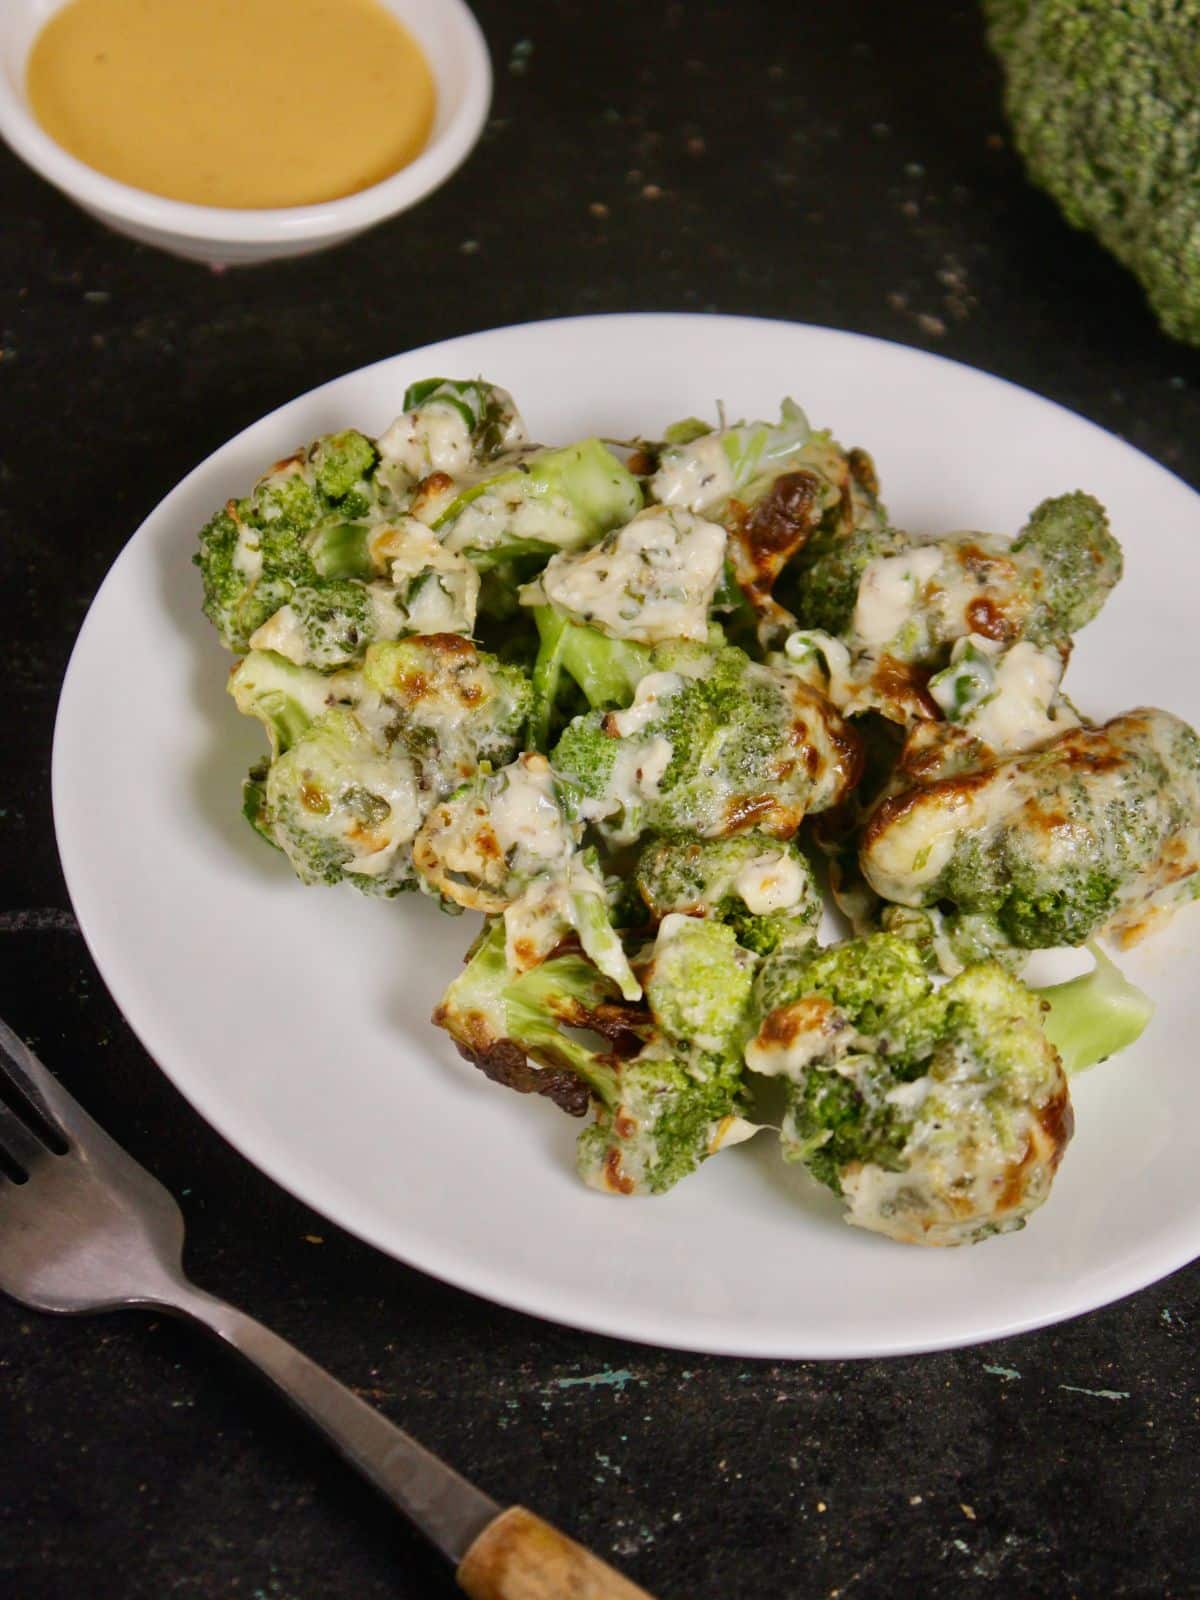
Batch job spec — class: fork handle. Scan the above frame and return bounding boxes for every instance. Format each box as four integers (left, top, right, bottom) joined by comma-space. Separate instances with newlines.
457, 1505, 657, 1599
167, 1285, 656, 1598
168, 1282, 499, 1563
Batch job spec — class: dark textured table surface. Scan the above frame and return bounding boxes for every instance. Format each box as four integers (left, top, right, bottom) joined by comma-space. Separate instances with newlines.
4, 3, 1200, 1596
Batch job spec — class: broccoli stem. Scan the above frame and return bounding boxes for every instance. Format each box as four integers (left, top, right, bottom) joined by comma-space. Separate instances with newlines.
1036, 945, 1153, 1075
527, 606, 651, 750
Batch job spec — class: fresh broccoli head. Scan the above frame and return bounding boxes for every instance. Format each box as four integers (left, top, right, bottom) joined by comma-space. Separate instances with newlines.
433, 920, 755, 1195
986, 0, 1200, 346
551, 644, 862, 846
861, 708, 1200, 949
745, 933, 1073, 1245
634, 831, 822, 955
228, 637, 532, 895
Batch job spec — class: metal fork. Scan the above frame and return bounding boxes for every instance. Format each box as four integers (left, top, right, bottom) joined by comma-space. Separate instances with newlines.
0, 1017, 655, 1600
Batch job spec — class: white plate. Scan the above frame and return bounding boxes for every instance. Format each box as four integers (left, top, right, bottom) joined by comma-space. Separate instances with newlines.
53, 315, 1200, 1358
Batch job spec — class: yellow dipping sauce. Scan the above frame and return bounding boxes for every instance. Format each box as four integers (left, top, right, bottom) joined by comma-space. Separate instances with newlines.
26, 0, 436, 209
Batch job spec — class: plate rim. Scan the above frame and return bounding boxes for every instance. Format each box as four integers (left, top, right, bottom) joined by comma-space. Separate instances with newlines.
51, 311, 1200, 1359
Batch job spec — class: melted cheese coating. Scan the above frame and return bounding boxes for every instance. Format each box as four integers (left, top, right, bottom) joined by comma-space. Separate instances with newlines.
734, 851, 810, 914
650, 434, 736, 514
537, 508, 726, 643
853, 545, 945, 647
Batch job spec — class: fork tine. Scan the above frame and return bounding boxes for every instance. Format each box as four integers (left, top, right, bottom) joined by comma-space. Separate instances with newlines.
0, 1099, 49, 1176
0, 1017, 72, 1145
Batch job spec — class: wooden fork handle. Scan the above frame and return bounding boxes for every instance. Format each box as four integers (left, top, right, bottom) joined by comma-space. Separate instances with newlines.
458, 1506, 658, 1599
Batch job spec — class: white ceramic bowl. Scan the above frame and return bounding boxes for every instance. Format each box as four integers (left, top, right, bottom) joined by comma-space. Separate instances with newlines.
0, 0, 491, 264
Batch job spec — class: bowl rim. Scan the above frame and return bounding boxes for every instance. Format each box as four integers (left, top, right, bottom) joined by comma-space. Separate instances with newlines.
0, 0, 491, 243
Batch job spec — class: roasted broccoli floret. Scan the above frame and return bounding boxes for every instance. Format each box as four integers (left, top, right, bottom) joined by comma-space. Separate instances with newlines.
427, 438, 644, 566
412, 753, 640, 995
986, 0, 1200, 346
376, 379, 529, 480
861, 708, 1200, 949
800, 492, 1120, 662
647, 401, 887, 647
641, 914, 757, 1053
745, 934, 1073, 1245
634, 831, 822, 955
195, 431, 392, 653
228, 637, 532, 895
433, 919, 755, 1194
551, 644, 862, 845
521, 506, 728, 644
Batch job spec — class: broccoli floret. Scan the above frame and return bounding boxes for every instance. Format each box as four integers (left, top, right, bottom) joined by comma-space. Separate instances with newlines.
433, 439, 644, 565
384, 378, 528, 472
790, 521, 912, 638
634, 832, 821, 956
861, 708, 1200, 950
986, 0, 1200, 346
745, 936, 1074, 1245
227, 649, 347, 756
647, 402, 888, 648
411, 754, 641, 996
433, 921, 754, 1195
790, 495, 1119, 718
526, 607, 654, 751
309, 429, 379, 509
751, 931, 932, 1049
642, 914, 757, 1052
1010, 492, 1123, 642
265, 707, 420, 895
195, 432, 393, 654
229, 639, 532, 896
1037, 945, 1154, 1075
550, 644, 861, 846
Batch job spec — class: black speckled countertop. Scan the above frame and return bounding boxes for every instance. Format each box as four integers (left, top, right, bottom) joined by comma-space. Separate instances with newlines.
3, 3, 1200, 1596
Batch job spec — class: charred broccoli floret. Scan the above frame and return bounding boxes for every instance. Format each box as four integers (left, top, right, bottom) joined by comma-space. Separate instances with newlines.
788, 493, 1120, 724
228, 637, 532, 896
861, 709, 1200, 949
434, 919, 756, 1194
412, 753, 640, 996
195, 431, 391, 653
745, 934, 1073, 1245
551, 644, 861, 845
647, 401, 887, 647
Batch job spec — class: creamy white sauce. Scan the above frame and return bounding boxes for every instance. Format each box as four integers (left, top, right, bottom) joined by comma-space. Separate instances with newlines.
439, 478, 582, 553
853, 544, 945, 647
734, 852, 808, 914
232, 516, 263, 582
248, 604, 311, 664
744, 1008, 859, 1080
650, 434, 736, 514
634, 736, 674, 797
490, 755, 574, 865
377, 405, 474, 481
607, 672, 685, 737
965, 640, 1075, 753
536, 507, 726, 643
